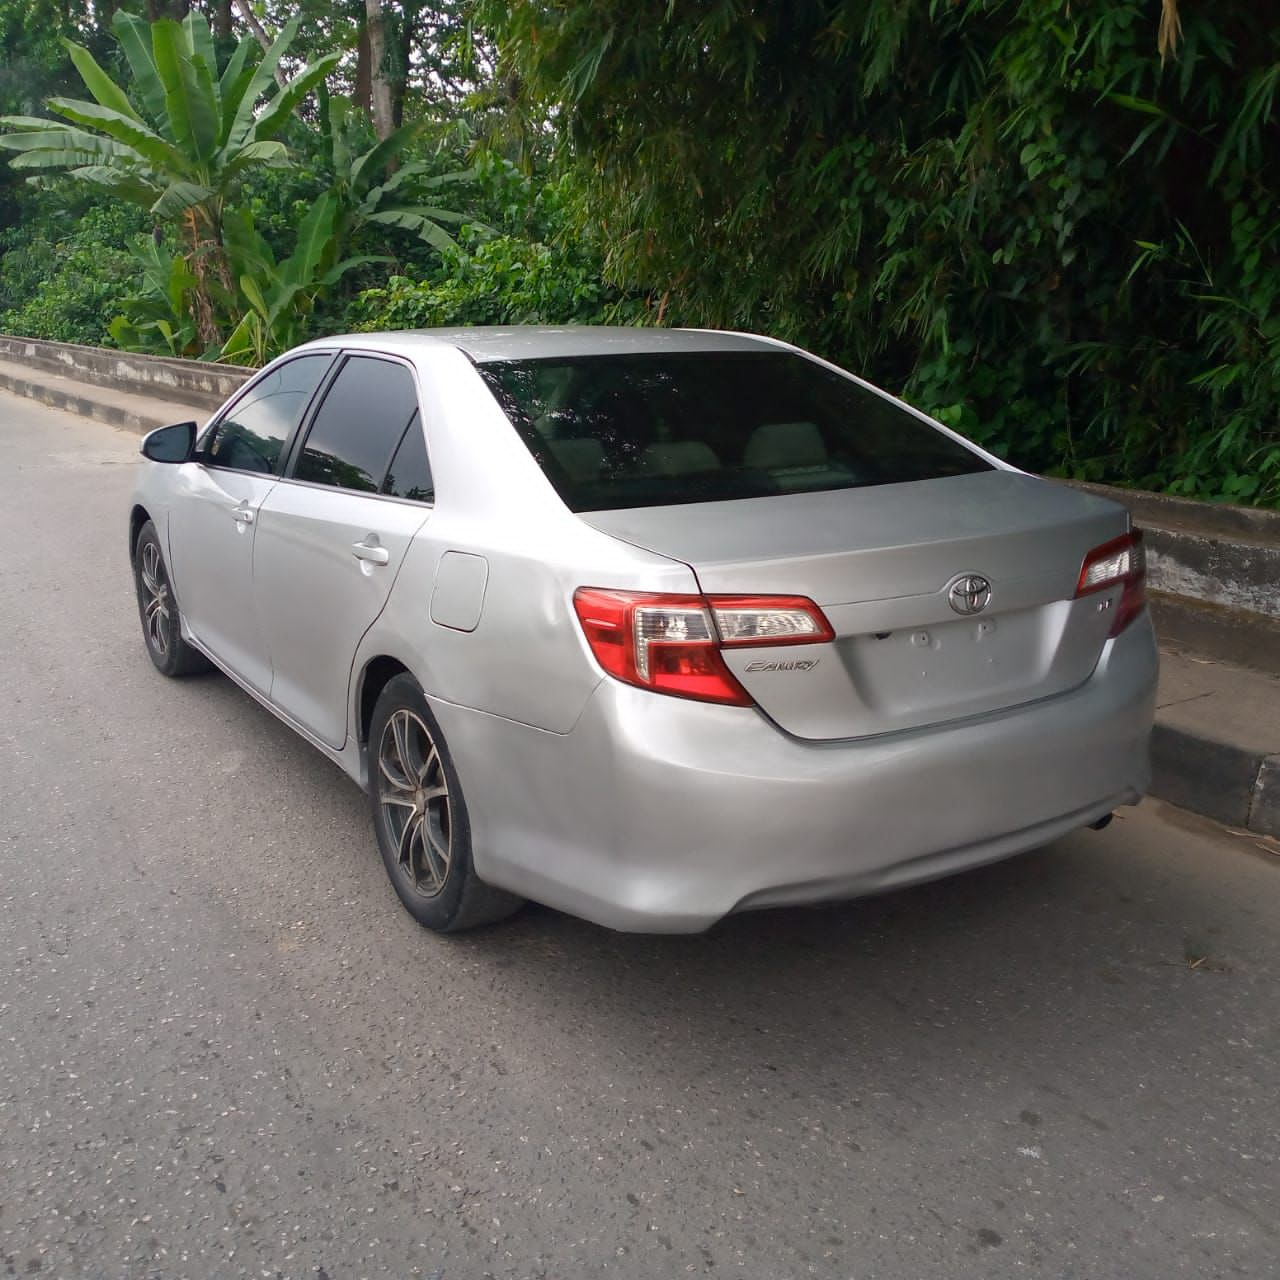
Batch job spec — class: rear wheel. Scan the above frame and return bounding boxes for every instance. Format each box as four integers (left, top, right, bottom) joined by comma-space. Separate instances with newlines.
368, 673, 523, 932
132, 520, 211, 677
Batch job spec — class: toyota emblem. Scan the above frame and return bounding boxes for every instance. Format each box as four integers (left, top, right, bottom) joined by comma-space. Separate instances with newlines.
948, 574, 992, 616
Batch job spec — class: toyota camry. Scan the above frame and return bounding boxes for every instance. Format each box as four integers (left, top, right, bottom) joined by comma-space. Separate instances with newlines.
128, 327, 1157, 933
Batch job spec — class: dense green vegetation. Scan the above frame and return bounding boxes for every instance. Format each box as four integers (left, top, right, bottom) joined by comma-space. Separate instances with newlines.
1, 0, 1277, 506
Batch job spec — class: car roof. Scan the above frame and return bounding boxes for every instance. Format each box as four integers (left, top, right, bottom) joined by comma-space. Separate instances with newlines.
295, 326, 788, 364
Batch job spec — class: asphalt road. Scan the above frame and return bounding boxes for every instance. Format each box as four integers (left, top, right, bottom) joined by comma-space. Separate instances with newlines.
2, 392, 1278, 1280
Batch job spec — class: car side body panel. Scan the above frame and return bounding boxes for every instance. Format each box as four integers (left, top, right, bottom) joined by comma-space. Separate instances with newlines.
164, 463, 275, 695
353, 507, 699, 740
345, 343, 702, 739
253, 482, 432, 747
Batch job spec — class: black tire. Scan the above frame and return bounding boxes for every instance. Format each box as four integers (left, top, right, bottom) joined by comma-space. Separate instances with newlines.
132, 520, 212, 677
368, 673, 523, 932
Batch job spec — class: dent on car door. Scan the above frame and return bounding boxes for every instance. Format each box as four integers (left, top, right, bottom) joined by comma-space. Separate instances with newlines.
166, 353, 334, 694
252, 354, 435, 749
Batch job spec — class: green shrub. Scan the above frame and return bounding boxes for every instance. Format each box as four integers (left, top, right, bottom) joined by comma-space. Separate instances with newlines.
351, 220, 645, 331
0, 196, 144, 344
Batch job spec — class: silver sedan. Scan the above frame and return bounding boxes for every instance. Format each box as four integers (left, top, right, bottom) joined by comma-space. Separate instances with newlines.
128, 327, 1157, 933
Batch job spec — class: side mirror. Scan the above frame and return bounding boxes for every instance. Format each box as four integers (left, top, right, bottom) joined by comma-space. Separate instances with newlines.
140, 420, 196, 463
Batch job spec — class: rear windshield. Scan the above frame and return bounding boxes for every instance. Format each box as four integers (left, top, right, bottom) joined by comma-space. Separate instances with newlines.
478, 350, 991, 512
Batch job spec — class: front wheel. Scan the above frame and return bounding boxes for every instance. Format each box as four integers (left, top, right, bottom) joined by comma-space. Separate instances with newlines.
132, 520, 211, 677
368, 673, 523, 932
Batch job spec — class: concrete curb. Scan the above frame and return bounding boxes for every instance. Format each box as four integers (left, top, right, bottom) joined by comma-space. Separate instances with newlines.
1150, 726, 1279, 837
1251, 757, 1280, 837
1148, 592, 1280, 677
0, 365, 178, 433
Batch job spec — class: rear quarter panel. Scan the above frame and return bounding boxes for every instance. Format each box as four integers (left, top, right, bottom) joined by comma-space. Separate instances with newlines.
353, 346, 699, 736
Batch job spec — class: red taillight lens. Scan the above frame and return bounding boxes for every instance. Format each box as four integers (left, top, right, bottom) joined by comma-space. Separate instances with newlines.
1075, 529, 1146, 637
572, 588, 834, 706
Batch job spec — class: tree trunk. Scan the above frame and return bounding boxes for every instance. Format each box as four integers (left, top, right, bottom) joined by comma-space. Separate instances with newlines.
213, 0, 233, 40
98, 0, 121, 36
392, 0, 418, 130
364, 0, 394, 140
231, 0, 287, 86
354, 23, 372, 115
183, 208, 224, 349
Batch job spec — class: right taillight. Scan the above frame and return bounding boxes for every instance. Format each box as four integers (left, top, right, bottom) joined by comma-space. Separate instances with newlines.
572, 587, 834, 706
1075, 529, 1146, 637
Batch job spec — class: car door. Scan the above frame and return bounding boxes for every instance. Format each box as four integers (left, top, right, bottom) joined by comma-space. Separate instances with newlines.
167, 353, 334, 694
252, 353, 435, 748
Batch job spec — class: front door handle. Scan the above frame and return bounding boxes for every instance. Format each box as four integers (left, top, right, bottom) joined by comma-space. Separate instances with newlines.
352, 538, 390, 567
231, 502, 254, 525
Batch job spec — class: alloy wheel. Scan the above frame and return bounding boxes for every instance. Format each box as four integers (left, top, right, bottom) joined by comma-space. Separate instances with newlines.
139, 540, 171, 657
376, 708, 453, 897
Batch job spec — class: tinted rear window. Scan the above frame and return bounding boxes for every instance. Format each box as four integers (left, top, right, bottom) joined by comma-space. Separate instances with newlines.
478, 351, 991, 512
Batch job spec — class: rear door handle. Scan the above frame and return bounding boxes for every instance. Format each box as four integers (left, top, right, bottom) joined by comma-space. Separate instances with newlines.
352, 538, 390, 566
231, 502, 254, 525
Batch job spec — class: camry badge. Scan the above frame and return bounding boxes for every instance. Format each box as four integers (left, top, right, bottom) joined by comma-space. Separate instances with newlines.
948, 574, 992, 616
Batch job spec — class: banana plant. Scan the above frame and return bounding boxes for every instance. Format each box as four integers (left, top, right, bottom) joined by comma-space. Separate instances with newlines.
219, 194, 388, 366
0, 10, 339, 343
318, 91, 477, 255
107, 237, 200, 357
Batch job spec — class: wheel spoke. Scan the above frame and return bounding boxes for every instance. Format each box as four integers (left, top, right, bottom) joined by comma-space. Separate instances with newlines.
141, 544, 164, 591
422, 813, 451, 888
378, 754, 414, 791
379, 712, 416, 791
393, 713, 414, 772
380, 790, 416, 811
397, 810, 423, 874
393, 713, 418, 780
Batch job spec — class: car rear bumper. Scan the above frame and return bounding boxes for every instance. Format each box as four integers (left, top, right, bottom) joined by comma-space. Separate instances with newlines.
438, 616, 1158, 933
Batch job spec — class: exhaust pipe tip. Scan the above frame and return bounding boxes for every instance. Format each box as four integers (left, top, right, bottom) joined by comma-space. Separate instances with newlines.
1090, 813, 1114, 831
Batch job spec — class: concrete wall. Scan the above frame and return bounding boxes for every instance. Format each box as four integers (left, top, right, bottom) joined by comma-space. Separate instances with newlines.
0, 335, 251, 411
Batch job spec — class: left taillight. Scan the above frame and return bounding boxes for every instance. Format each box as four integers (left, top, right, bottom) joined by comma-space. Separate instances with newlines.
572, 588, 834, 706
1075, 529, 1147, 637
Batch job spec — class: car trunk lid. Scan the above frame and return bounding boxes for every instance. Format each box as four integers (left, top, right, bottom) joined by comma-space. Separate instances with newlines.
580, 470, 1131, 740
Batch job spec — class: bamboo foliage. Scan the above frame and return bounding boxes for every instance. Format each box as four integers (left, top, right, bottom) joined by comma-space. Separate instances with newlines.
481, 0, 1280, 506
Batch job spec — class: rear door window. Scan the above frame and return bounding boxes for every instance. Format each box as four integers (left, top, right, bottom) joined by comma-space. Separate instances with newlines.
381, 411, 433, 503
203, 354, 332, 475
292, 356, 420, 493
478, 350, 991, 512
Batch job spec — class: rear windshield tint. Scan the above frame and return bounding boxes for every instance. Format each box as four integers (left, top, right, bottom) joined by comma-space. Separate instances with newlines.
478, 350, 991, 511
